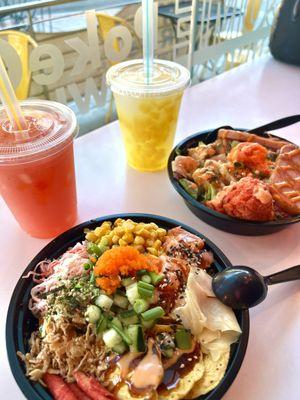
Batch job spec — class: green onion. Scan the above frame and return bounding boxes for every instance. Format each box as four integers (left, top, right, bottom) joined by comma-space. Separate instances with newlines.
138, 286, 153, 299
175, 329, 192, 350
97, 315, 108, 333
149, 272, 164, 286
122, 277, 135, 287
87, 243, 102, 256
133, 299, 149, 314
141, 275, 152, 284
141, 306, 165, 321
137, 269, 148, 277
83, 262, 92, 270
90, 272, 96, 284
137, 281, 154, 291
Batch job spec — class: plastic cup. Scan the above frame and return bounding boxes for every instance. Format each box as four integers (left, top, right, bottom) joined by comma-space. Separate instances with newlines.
106, 59, 190, 171
0, 100, 78, 238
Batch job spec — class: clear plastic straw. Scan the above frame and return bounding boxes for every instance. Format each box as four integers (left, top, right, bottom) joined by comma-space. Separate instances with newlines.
142, 0, 154, 84
0, 56, 27, 131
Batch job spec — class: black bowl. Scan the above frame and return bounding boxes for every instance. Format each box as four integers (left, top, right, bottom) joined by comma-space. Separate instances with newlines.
6, 213, 249, 400
168, 127, 300, 235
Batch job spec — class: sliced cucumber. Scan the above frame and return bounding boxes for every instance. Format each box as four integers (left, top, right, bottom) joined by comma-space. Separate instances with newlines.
85, 305, 101, 323
179, 178, 198, 199
103, 328, 122, 348
126, 283, 140, 305
114, 293, 129, 309
95, 294, 113, 311
127, 325, 146, 353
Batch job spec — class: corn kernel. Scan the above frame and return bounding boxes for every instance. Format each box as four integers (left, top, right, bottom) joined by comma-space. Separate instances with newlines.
102, 221, 112, 229
133, 244, 145, 253
134, 236, 145, 245
147, 247, 158, 256
123, 232, 134, 243
94, 227, 105, 237
114, 218, 124, 226
157, 228, 167, 238
139, 228, 151, 238
153, 239, 162, 250
115, 226, 125, 236
149, 231, 157, 240
119, 238, 127, 246
112, 244, 119, 248
149, 222, 159, 229
100, 236, 110, 247
112, 235, 120, 244
85, 232, 98, 242
146, 239, 154, 247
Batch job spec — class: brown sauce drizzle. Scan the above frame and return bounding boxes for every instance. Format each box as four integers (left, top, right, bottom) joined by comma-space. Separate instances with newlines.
158, 343, 201, 395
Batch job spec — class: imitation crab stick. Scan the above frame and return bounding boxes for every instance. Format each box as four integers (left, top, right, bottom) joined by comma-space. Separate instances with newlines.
73, 371, 115, 400
43, 373, 77, 400
68, 383, 91, 400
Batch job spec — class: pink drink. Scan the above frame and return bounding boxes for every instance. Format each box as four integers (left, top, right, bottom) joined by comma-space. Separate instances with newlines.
0, 100, 78, 238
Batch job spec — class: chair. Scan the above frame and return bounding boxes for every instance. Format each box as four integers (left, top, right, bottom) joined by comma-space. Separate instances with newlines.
216, 0, 262, 70
95, 12, 142, 123
0, 30, 38, 100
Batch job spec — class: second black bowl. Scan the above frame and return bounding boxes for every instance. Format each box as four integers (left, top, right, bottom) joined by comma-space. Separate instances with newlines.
168, 127, 300, 235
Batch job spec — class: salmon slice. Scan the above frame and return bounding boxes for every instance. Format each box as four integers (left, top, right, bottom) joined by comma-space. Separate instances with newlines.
68, 383, 91, 400
269, 145, 300, 215
73, 371, 115, 400
164, 227, 205, 254
43, 374, 78, 400
218, 129, 288, 150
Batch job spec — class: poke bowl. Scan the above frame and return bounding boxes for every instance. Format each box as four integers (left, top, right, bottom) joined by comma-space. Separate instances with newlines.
168, 127, 300, 235
6, 213, 249, 400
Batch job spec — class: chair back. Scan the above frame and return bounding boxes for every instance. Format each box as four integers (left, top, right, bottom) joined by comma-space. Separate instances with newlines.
0, 30, 37, 100
96, 12, 142, 66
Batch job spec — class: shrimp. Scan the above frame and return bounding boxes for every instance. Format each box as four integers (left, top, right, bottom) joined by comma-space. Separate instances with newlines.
172, 155, 198, 179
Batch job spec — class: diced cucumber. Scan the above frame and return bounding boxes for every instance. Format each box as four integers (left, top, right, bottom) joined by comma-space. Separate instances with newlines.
141, 306, 165, 321
114, 293, 129, 309
111, 322, 132, 346
85, 305, 102, 323
162, 348, 174, 358
122, 277, 135, 287
127, 325, 146, 353
141, 318, 156, 330
179, 178, 198, 199
120, 309, 139, 325
111, 317, 122, 330
148, 272, 164, 286
95, 294, 113, 311
126, 283, 140, 305
112, 341, 128, 355
175, 329, 192, 350
103, 328, 122, 348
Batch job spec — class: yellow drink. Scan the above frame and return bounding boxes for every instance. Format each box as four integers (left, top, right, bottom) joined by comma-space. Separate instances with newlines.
107, 60, 190, 171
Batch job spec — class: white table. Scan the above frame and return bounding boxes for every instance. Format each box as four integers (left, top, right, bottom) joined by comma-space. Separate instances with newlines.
1, 55, 300, 400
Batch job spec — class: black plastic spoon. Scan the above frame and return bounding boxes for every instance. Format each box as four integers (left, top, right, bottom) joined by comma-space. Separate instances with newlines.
212, 265, 300, 309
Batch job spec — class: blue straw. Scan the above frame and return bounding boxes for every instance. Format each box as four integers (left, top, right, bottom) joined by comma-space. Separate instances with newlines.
142, 0, 154, 84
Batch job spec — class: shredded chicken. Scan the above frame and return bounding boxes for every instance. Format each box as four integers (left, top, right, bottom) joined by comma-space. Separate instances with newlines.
18, 317, 108, 384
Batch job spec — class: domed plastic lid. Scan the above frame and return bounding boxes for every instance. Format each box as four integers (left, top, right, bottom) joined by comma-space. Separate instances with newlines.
106, 59, 190, 97
0, 100, 77, 163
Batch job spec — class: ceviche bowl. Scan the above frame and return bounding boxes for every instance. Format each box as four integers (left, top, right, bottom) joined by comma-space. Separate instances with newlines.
6, 214, 249, 400
168, 128, 300, 235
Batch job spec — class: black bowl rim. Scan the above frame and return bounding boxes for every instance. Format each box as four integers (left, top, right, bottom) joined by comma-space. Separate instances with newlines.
167, 129, 300, 228
6, 212, 249, 400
